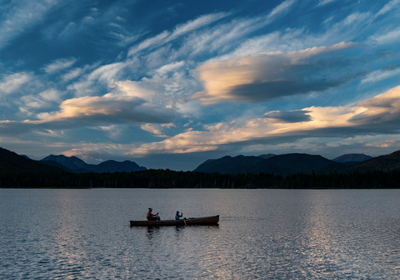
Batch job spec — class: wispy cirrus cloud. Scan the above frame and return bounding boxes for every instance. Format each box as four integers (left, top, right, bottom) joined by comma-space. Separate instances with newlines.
0, 0, 59, 50
369, 27, 400, 45
376, 0, 400, 17
43, 58, 76, 74
62, 68, 84, 82
0, 72, 32, 96
216, 8, 373, 62
361, 65, 400, 84
141, 124, 167, 137
317, 0, 337, 6
169, 12, 231, 40
128, 12, 230, 56
266, 0, 296, 21
173, 0, 299, 61
67, 62, 126, 96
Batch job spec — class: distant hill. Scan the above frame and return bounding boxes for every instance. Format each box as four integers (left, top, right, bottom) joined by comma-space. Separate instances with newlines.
95, 160, 146, 173
40, 154, 146, 173
194, 150, 400, 176
259, 154, 276, 160
194, 155, 266, 174
20, 155, 31, 160
39, 160, 73, 172
333, 154, 372, 163
351, 150, 400, 172
194, 153, 339, 176
245, 154, 338, 176
0, 148, 62, 173
41, 155, 89, 171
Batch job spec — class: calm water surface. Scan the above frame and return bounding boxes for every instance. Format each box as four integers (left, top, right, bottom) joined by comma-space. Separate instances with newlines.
1, 188, 400, 279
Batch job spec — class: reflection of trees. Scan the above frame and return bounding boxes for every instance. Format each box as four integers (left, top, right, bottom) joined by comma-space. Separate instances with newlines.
0, 169, 399, 189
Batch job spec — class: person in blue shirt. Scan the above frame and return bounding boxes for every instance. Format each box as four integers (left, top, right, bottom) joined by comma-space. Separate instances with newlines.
175, 211, 183, 221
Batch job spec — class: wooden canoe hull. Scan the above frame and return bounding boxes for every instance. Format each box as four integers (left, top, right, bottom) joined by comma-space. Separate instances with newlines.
130, 215, 219, 227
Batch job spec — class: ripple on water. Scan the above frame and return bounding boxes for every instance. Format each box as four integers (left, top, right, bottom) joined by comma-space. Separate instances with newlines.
1, 189, 400, 279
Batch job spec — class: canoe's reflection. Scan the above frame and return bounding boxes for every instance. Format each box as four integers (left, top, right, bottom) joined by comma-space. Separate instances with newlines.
173, 224, 219, 231
145, 224, 219, 238
145, 224, 220, 245
146, 226, 160, 240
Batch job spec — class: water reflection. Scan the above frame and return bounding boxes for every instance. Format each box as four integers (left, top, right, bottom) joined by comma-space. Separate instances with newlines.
2, 189, 400, 279
146, 226, 160, 243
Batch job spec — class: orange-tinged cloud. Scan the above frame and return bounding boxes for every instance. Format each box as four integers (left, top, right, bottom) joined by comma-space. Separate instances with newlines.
129, 85, 400, 155
192, 42, 358, 104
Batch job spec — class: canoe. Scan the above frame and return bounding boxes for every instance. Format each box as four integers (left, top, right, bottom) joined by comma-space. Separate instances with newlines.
130, 215, 219, 227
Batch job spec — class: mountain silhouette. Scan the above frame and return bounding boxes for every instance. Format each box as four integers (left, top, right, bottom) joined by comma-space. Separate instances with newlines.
333, 153, 372, 163
351, 150, 400, 172
2, 146, 400, 176
194, 150, 400, 175
0, 148, 62, 173
194, 155, 266, 174
195, 153, 339, 176
40, 154, 146, 173
95, 160, 146, 173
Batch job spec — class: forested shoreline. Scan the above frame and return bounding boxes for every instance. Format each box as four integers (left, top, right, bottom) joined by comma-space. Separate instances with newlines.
1, 169, 399, 189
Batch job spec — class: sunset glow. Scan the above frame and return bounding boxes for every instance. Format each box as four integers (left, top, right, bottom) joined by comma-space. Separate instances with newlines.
1, 0, 400, 170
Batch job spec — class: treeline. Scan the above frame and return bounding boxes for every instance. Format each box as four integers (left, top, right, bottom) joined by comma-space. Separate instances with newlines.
1, 169, 400, 189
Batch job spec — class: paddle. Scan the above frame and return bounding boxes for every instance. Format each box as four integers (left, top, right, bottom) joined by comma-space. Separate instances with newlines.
182, 212, 187, 226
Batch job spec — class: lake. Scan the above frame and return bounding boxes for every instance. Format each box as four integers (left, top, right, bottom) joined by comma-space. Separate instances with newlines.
1, 188, 400, 279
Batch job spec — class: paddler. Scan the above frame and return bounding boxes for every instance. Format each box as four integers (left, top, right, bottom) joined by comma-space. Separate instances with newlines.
146, 208, 160, 221
175, 211, 183, 221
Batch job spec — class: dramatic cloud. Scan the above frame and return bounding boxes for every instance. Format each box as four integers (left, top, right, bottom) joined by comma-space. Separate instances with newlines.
1, 0, 400, 169
192, 42, 359, 104
129, 85, 400, 155
0, 84, 176, 136
263, 110, 312, 123
42, 90, 176, 126
350, 85, 400, 129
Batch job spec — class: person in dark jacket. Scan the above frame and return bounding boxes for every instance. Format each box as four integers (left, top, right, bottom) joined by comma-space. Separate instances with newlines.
146, 208, 160, 221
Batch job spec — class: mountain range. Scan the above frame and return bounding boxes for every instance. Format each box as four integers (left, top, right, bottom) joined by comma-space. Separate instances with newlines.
332, 154, 373, 163
194, 150, 400, 176
40, 155, 147, 173
1, 146, 400, 176
0, 148, 146, 173
0, 148, 61, 173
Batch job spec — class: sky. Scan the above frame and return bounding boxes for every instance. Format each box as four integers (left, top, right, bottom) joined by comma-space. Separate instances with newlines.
1, 0, 400, 170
